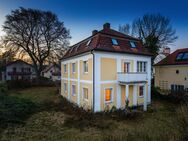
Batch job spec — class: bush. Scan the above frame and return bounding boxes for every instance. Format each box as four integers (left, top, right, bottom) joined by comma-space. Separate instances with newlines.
0, 82, 8, 95
7, 80, 32, 89
0, 95, 37, 127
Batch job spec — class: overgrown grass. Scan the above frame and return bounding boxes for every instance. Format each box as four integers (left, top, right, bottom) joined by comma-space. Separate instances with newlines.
0, 87, 188, 141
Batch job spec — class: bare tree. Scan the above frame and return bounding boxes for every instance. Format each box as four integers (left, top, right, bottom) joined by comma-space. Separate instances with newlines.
119, 24, 131, 35
119, 14, 178, 58
2, 7, 70, 80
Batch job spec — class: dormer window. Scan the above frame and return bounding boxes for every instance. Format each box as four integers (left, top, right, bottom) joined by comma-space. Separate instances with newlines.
86, 39, 91, 46
130, 41, 136, 48
112, 38, 118, 46
176, 52, 188, 60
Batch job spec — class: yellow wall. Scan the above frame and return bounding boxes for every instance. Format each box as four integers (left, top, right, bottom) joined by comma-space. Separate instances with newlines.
100, 83, 117, 111
61, 64, 68, 78
70, 62, 78, 79
101, 58, 117, 81
61, 79, 68, 98
70, 81, 77, 104
80, 58, 93, 80
80, 83, 93, 110
155, 65, 188, 90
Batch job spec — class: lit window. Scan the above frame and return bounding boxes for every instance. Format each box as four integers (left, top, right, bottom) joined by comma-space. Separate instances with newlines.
112, 38, 118, 45
64, 64, 67, 73
83, 61, 88, 73
137, 61, 147, 72
105, 88, 112, 102
182, 52, 188, 59
83, 88, 88, 100
130, 41, 136, 48
72, 63, 76, 73
86, 39, 91, 46
139, 86, 144, 97
176, 53, 184, 60
64, 83, 67, 92
72, 85, 76, 96
123, 62, 130, 73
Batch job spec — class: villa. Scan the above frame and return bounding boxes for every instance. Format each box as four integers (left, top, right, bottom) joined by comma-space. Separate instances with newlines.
61, 23, 152, 112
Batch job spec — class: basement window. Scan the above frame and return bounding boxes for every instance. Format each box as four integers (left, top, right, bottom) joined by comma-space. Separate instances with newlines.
111, 38, 118, 46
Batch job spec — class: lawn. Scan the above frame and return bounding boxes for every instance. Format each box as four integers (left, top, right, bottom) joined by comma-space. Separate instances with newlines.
0, 87, 188, 141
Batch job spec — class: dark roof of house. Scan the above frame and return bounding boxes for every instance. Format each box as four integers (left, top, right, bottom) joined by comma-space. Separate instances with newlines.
62, 23, 153, 60
154, 48, 188, 66
5, 59, 33, 67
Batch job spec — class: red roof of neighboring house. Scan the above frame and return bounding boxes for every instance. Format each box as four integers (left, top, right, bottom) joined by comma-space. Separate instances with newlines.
62, 23, 152, 59
155, 48, 188, 66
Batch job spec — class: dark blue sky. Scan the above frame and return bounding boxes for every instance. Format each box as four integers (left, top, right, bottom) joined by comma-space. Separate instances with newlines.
0, 0, 188, 51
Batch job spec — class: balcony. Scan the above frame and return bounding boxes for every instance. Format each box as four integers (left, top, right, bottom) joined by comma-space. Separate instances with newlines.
117, 72, 147, 84
8, 71, 32, 76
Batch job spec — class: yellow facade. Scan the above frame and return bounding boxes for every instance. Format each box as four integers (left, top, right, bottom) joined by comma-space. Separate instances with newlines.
80, 59, 93, 80
70, 81, 77, 104
80, 82, 93, 110
100, 83, 117, 111
61, 79, 68, 98
155, 65, 188, 90
70, 61, 78, 79
101, 58, 117, 81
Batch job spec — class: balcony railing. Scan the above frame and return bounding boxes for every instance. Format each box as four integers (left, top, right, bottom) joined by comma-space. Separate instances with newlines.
117, 72, 147, 83
8, 71, 32, 75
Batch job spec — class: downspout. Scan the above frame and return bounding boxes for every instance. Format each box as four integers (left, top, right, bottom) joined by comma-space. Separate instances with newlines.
91, 50, 95, 112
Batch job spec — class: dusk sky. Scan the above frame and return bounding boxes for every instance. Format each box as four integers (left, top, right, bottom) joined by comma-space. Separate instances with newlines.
0, 0, 188, 52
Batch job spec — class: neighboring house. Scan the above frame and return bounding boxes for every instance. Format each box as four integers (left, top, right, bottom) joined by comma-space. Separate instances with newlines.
61, 23, 152, 112
42, 63, 61, 81
1, 60, 36, 81
154, 48, 188, 93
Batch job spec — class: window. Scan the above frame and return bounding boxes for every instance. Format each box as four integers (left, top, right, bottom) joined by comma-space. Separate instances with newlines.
83, 61, 88, 73
64, 64, 67, 73
182, 52, 188, 59
72, 63, 76, 73
137, 61, 147, 72
86, 39, 91, 46
13, 67, 16, 72
176, 53, 184, 60
111, 38, 118, 45
176, 52, 188, 60
130, 41, 136, 48
139, 86, 144, 97
123, 62, 130, 73
72, 85, 76, 96
64, 83, 67, 92
83, 88, 89, 100
105, 88, 112, 102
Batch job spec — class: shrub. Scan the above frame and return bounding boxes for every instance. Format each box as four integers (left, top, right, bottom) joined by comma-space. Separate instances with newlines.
0, 95, 37, 127
0, 82, 8, 95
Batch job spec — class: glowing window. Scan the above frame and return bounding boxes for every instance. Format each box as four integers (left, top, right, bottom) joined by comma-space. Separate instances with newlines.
105, 88, 112, 102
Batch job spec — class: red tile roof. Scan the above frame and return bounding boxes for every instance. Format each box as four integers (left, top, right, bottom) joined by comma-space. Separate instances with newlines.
62, 24, 152, 59
155, 48, 188, 66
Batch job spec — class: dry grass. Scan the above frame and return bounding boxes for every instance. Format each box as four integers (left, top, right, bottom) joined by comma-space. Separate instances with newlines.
0, 87, 188, 141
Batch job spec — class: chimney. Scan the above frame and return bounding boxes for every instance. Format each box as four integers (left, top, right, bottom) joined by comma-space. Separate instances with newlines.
163, 47, 170, 55
103, 23, 110, 30
92, 30, 98, 35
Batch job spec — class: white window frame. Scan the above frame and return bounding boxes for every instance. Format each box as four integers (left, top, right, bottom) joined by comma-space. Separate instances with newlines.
83, 60, 88, 73
72, 84, 76, 96
82, 87, 89, 101
123, 61, 130, 73
64, 64, 67, 73
72, 63, 76, 73
104, 87, 113, 103
64, 82, 67, 93
137, 61, 147, 73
